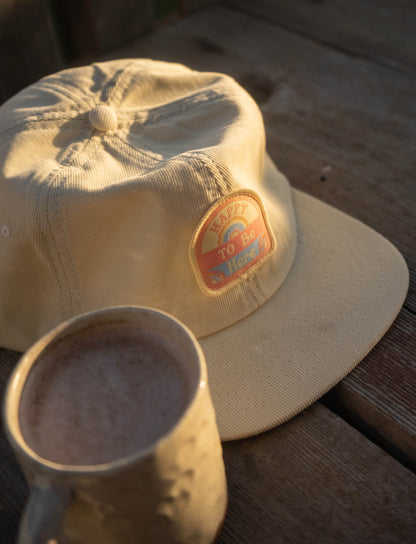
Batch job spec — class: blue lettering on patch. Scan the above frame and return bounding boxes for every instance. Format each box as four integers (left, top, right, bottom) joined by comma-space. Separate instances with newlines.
208, 235, 265, 279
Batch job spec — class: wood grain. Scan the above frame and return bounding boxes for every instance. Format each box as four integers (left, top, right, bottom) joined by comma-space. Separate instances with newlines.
0, 348, 27, 544
218, 404, 416, 544
0, 0, 62, 102
225, 0, 416, 72
46, 0, 155, 62
87, 0, 154, 54
180, 0, 216, 13
323, 308, 416, 471
108, 5, 416, 466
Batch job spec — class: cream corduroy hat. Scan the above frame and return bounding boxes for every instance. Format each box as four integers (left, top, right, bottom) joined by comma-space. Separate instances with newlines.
0, 59, 408, 440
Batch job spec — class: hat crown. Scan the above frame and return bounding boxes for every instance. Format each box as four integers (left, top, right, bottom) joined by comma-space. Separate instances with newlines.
0, 59, 296, 351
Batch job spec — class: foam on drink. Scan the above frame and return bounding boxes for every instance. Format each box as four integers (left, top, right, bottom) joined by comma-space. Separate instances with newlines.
18, 322, 193, 465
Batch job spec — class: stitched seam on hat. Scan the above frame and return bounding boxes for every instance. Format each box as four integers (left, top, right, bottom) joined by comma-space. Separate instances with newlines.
34, 138, 91, 319
2, 84, 227, 135
48, 175, 82, 318
102, 138, 232, 202
108, 133, 164, 162
103, 91, 226, 135
54, 168, 81, 315
107, 62, 225, 114
185, 151, 269, 304
0, 116, 90, 134
35, 171, 75, 321
143, 89, 226, 124
183, 150, 237, 197
171, 153, 225, 205
35, 80, 94, 110
102, 60, 142, 106
0, 89, 224, 134
59, 133, 93, 165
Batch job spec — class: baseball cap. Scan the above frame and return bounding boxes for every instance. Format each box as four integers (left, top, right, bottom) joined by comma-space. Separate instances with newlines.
0, 59, 408, 440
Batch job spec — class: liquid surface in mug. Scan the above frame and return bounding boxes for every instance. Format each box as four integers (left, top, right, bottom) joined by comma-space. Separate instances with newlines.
19, 322, 193, 465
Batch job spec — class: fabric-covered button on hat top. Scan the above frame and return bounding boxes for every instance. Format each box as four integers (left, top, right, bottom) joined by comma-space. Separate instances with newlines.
88, 104, 118, 132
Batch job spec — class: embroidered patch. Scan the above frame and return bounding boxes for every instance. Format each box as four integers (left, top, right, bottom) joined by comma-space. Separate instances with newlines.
190, 190, 275, 294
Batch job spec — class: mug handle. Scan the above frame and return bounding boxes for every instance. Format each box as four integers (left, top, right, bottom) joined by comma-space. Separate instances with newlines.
17, 483, 71, 544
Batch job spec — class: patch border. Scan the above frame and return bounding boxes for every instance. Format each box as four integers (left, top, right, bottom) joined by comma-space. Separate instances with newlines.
189, 189, 276, 296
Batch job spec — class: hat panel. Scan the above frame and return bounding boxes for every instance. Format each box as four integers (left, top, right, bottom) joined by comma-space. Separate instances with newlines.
129, 93, 242, 154
121, 65, 264, 163
50, 144, 230, 323
2, 120, 91, 177
0, 67, 96, 126
0, 58, 298, 350
115, 59, 223, 110
47, 130, 295, 338
0, 238, 61, 351
31, 60, 135, 108
0, 171, 64, 351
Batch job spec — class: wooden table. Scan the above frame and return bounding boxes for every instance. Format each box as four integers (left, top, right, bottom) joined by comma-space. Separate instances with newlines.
1, 2, 415, 542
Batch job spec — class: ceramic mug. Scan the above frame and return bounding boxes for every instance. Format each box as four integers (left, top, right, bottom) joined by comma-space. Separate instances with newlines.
3, 306, 227, 543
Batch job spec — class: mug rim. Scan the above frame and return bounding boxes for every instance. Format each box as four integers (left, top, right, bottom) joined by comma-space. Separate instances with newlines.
3, 305, 207, 475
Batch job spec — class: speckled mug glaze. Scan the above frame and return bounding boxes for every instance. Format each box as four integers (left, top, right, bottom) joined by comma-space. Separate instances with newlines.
4, 306, 227, 544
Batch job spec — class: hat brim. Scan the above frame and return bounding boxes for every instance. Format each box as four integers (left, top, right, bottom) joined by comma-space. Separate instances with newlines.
200, 187, 409, 441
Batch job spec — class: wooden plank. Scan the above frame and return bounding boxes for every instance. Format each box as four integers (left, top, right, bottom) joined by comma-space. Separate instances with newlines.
46, 0, 98, 62
87, 0, 155, 54
0, 0, 62, 102
153, 0, 216, 18
324, 308, 416, 471
226, 0, 416, 72
46, 0, 155, 63
108, 5, 416, 465
112, 7, 416, 222
217, 405, 416, 543
180, 0, 216, 13
0, 348, 26, 544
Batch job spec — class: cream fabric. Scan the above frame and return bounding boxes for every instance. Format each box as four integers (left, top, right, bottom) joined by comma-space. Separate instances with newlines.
0, 59, 408, 440
0, 59, 296, 350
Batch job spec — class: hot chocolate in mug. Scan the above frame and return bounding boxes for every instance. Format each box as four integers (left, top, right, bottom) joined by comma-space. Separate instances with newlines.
3, 306, 227, 543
